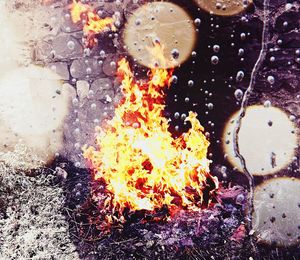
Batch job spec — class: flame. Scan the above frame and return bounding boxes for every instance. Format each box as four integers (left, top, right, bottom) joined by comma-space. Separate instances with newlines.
83, 43, 217, 216
70, 0, 89, 23
146, 38, 179, 68
70, 0, 116, 47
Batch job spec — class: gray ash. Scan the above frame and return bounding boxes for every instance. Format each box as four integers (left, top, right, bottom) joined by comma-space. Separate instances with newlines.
58, 161, 252, 259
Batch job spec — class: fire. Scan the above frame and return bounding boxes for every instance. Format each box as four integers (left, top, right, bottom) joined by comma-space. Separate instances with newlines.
146, 39, 179, 69
83, 43, 217, 217
70, 0, 116, 47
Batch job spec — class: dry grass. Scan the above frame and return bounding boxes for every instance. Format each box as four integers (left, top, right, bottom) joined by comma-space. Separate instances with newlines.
0, 146, 79, 259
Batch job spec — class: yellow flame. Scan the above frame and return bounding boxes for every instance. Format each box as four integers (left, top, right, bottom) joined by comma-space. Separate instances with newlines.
83, 44, 217, 215
70, 0, 85, 23
146, 39, 179, 69
84, 12, 115, 34
70, 0, 116, 46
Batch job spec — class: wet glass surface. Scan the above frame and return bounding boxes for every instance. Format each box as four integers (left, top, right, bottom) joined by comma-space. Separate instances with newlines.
0, 0, 299, 259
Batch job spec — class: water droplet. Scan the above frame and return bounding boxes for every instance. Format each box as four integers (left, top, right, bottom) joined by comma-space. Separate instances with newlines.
213, 45, 220, 53
267, 75, 275, 84
171, 48, 179, 59
236, 71, 244, 82
194, 18, 201, 27
67, 40, 75, 50
264, 100, 271, 107
234, 89, 243, 100
211, 55, 219, 65
188, 80, 194, 87
207, 103, 214, 110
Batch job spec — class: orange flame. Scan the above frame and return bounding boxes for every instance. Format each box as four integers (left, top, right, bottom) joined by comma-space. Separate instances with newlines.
70, 0, 116, 46
83, 43, 217, 217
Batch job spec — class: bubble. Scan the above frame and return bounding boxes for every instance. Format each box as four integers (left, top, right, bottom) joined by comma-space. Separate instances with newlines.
221, 166, 227, 174
132, 122, 139, 128
86, 67, 92, 75
205, 132, 210, 138
100, 50, 106, 58
211, 55, 219, 65
110, 61, 116, 69
267, 75, 275, 84
67, 40, 75, 50
74, 162, 81, 168
72, 98, 79, 106
213, 45, 220, 53
207, 103, 214, 110
238, 48, 244, 56
236, 194, 245, 205
135, 19, 141, 27
289, 115, 296, 122
188, 80, 194, 87
236, 70, 244, 82
285, 3, 293, 10
234, 89, 243, 100
270, 56, 275, 62
194, 18, 201, 26
74, 143, 80, 150
171, 48, 180, 59
263, 100, 271, 107
171, 75, 178, 84
114, 20, 121, 28
84, 48, 91, 57
277, 39, 283, 45
50, 50, 56, 58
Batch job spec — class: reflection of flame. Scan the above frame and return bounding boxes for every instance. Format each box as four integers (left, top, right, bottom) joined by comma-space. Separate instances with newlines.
83, 43, 217, 217
70, 0, 116, 47
146, 38, 178, 68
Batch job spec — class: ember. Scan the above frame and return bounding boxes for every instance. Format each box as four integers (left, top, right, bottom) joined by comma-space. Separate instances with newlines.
83, 43, 218, 220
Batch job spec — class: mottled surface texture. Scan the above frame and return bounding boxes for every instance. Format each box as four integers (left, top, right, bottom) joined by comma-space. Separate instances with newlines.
1, 0, 300, 259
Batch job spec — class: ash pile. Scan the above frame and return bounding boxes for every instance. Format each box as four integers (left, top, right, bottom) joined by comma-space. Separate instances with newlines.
62, 167, 251, 260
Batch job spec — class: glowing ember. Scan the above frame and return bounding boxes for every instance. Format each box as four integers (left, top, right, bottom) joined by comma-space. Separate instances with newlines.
83, 43, 217, 217
70, 0, 116, 47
